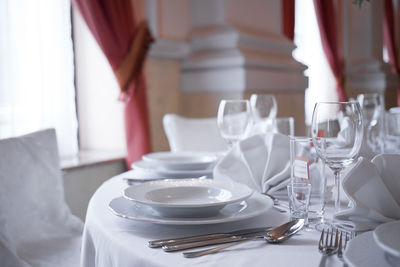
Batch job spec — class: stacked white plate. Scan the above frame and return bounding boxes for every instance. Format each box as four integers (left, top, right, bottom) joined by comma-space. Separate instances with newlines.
109, 151, 274, 224
124, 178, 253, 217
344, 220, 400, 267
109, 177, 274, 225
130, 151, 220, 180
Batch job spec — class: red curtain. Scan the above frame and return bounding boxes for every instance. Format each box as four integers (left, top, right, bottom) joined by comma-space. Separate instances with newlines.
283, 0, 295, 41
74, 0, 152, 167
313, 0, 347, 102
383, 0, 400, 106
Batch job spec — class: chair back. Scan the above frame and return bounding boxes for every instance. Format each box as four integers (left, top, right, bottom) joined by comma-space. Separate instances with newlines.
163, 114, 228, 152
0, 129, 83, 266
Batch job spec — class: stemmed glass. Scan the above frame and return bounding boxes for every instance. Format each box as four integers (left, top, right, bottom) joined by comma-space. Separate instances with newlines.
385, 111, 400, 153
217, 100, 252, 147
357, 93, 384, 153
311, 102, 363, 213
250, 94, 277, 133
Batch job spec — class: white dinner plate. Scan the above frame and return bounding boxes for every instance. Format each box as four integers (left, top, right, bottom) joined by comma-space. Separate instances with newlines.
373, 221, 400, 258
123, 179, 253, 217
344, 232, 396, 267
131, 160, 213, 178
142, 151, 219, 171
109, 192, 273, 225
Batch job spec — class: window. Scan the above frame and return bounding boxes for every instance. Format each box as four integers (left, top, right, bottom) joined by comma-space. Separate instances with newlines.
0, 0, 78, 158
293, 0, 338, 125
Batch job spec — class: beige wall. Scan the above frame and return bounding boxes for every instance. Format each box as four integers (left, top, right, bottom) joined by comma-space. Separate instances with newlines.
145, 58, 306, 152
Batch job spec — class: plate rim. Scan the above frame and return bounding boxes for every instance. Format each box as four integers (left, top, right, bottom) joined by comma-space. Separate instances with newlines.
131, 160, 213, 176
141, 151, 218, 170
108, 192, 272, 225
123, 178, 253, 209
373, 220, 400, 258
142, 151, 218, 164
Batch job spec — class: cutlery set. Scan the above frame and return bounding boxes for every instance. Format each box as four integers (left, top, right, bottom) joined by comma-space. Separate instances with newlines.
149, 226, 273, 248
148, 219, 305, 258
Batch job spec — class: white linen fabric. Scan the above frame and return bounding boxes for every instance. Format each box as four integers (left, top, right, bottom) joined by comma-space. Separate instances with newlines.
334, 154, 400, 232
162, 114, 228, 152
213, 133, 291, 194
81, 173, 347, 267
0, 129, 83, 267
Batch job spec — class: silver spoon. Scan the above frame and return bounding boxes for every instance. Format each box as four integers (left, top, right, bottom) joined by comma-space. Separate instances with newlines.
183, 219, 305, 258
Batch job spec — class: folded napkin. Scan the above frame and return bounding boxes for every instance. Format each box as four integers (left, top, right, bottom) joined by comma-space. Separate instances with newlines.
334, 154, 400, 232
213, 133, 291, 194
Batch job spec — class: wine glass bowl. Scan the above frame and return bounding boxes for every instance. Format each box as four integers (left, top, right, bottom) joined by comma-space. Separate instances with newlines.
249, 94, 278, 134
250, 94, 277, 121
217, 100, 252, 147
357, 93, 384, 153
357, 93, 383, 127
385, 111, 400, 153
311, 102, 363, 212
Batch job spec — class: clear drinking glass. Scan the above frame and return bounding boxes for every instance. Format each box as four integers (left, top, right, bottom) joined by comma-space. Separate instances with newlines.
250, 94, 277, 121
384, 112, 400, 153
217, 99, 252, 147
287, 182, 312, 225
250, 94, 277, 134
272, 117, 295, 136
290, 137, 326, 226
311, 102, 363, 214
357, 93, 384, 153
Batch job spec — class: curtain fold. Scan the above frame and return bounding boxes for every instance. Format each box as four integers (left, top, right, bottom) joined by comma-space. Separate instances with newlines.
74, 0, 152, 166
283, 0, 295, 41
383, 0, 400, 106
313, 0, 347, 102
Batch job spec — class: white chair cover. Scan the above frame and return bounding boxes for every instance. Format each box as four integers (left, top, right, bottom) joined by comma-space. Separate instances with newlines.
0, 129, 83, 267
162, 114, 228, 152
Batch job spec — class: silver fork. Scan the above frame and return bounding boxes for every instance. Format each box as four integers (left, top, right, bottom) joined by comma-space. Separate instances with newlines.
318, 228, 339, 267
337, 231, 355, 260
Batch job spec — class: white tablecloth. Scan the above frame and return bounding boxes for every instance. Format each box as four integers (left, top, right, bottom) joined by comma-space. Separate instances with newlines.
81, 172, 344, 267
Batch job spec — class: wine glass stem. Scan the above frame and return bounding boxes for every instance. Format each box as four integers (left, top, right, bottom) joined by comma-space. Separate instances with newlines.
334, 170, 341, 213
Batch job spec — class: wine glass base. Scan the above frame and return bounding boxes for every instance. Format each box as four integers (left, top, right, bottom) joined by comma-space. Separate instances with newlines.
306, 215, 335, 232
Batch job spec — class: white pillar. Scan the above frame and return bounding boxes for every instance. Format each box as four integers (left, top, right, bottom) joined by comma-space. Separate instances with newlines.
181, 0, 307, 93
342, 0, 399, 106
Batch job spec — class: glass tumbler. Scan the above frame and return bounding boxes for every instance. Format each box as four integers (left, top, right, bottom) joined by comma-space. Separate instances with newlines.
290, 137, 326, 225
287, 182, 312, 224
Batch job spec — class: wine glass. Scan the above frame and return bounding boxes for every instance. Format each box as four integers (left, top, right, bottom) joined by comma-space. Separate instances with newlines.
250, 94, 277, 133
272, 117, 295, 136
217, 100, 252, 147
357, 93, 384, 153
384, 111, 400, 153
311, 102, 363, 213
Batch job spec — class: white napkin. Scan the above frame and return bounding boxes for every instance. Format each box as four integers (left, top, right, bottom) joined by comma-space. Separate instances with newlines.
334, 154, 400, 232
213, 133, 291, 194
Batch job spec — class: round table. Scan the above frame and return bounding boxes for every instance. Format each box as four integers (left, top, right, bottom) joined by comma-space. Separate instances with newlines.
81, 171, 344, 267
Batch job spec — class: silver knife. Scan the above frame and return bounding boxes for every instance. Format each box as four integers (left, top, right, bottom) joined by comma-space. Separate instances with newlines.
148, 227, 272, 248
162, 231, 267, 252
